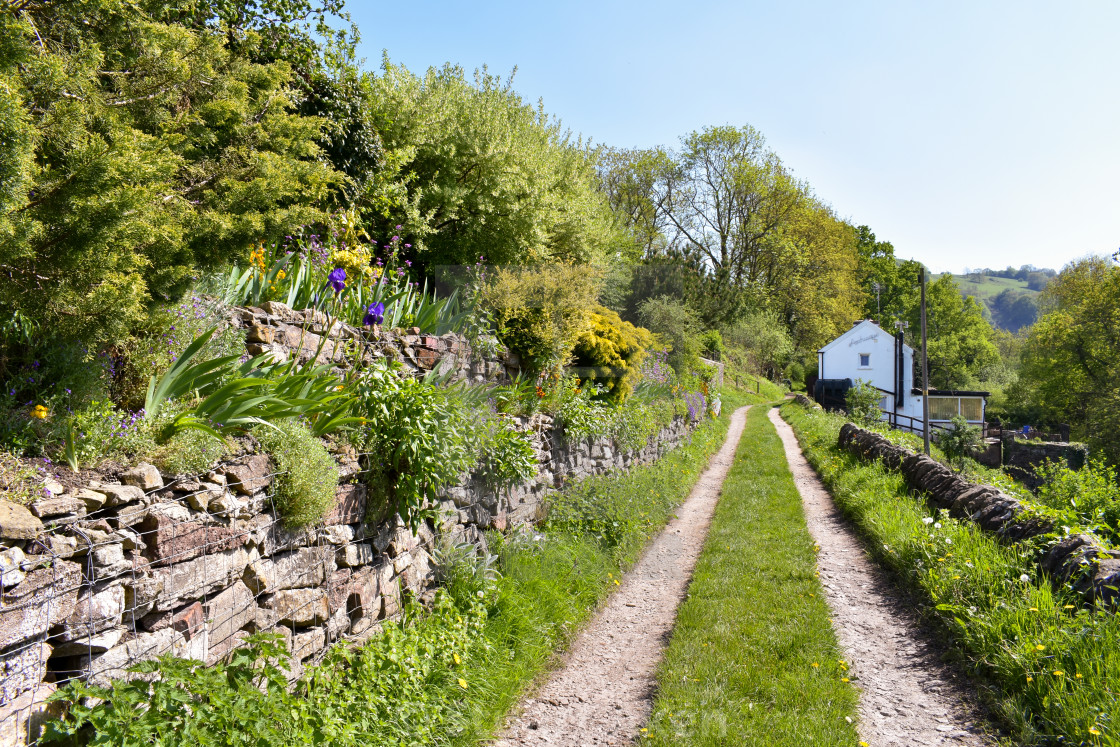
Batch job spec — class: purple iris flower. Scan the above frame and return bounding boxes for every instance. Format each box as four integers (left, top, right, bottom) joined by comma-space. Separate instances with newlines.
363, 302, 385, 326
327, 267, 346, 292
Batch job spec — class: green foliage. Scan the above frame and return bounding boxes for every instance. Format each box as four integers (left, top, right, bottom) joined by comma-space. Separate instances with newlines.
636, 296, 702, 376
151, 427, 229, 476
1016, 257, 1120, 466
1034, 459, 1120, 544
571, 305, 651, 401
936, 415, 983, 474
480, 264, 602, 372
477, 420, 538, 491
253, 419, 338, 527
0, 2, 339, 346
845, 378, 883, 428
356, 366, 474, 528
42, 587, 488, 747
782, 401, 1120, 744
361, 60, 620, 271
721, 308, 794, 380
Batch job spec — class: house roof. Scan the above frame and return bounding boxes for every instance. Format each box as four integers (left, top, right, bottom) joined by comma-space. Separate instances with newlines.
818, 320, 913, 355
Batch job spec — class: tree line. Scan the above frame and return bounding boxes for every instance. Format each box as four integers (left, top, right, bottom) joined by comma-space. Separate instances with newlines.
1, 0, 1115, 465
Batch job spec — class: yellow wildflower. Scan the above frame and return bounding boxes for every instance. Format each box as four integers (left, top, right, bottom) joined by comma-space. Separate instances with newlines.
458, 678, 468, 689
453, 652, 461, 665
29, 405, 48, 420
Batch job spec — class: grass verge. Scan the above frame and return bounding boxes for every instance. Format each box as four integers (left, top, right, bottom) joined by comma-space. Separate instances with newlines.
644, 405, 861, 746
781, 401, 1120, 746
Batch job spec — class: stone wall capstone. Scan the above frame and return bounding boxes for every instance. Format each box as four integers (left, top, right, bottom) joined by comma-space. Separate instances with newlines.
835, 422, 1120, 609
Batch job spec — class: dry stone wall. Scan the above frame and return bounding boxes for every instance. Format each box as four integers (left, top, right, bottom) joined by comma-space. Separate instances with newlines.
0, 312, 695, 745
836, 422, 1120, 609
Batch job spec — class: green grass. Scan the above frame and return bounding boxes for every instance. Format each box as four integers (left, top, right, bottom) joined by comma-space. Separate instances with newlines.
781, 401, 1120, 746
644, 406, 861, 747
952, 273, 1037, 304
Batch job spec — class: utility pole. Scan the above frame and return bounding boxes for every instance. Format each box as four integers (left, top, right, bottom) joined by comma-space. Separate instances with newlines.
920, 267, 930, 455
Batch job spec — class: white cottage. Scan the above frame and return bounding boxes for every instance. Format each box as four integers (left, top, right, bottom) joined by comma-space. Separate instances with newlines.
814, 320, 988, 434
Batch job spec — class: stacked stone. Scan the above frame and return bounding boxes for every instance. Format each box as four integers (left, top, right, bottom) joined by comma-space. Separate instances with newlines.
0, 412, 695, 745
230, 301, 514, 384
835, 422, 1120, 608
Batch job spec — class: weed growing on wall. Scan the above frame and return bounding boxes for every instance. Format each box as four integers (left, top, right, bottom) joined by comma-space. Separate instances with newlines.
254, 420, 339, 528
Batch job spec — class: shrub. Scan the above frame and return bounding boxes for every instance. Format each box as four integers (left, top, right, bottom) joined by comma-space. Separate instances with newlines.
1035, 459, 1120, 543
845, 378, 882, 427
254, 420, 339, 528
636, 296, 702, 376
356, 366, 474, 528
571, 305, 652, 401
936, 415, 983, 473
480, 264, 602, 372
477, 420, 538, 491
152, 429, 229, 477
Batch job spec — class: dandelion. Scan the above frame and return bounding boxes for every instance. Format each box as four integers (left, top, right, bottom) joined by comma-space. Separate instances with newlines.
458, 678, 468, 689
811, 662, 819, 668
1020, 574, 1031, 583
1053, 670, 1064, 676
922, 517, 934, 525
1036, 644, 1046, 651
453, 652, 461, 665
1090, 727, 1101, 735
1026, 676, 1033, 682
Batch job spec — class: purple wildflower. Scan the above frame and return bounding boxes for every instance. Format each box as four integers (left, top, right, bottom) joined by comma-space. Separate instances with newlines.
328, 267, 347, 293
363, 302, 386, 326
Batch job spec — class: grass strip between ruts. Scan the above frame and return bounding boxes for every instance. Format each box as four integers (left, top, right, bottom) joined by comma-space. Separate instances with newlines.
644, 405, 862, 746
780, 401, 1120, 746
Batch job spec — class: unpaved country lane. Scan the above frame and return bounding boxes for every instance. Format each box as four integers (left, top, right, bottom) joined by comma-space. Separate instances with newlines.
768, 407, 996, 747
492, 406, 751, 747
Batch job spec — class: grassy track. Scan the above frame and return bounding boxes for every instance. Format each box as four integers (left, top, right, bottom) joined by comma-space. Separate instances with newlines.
447, 389, 761, 743
644, 405, 861, 747
781, 401, 1120, 746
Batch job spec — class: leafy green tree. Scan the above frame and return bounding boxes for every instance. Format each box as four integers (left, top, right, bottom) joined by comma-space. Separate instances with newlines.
361, 60, 620, 271
913, 275, 1000, 389
1017, 256, 1120, 465
0, 0, 340, 345
636, 296, 703, 376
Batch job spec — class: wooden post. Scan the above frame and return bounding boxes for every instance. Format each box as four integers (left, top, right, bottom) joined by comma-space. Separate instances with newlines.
920, 267, 930, 456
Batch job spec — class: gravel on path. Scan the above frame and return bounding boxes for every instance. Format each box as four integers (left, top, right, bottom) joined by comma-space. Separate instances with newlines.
492, 406, 751, 747
768, 407, 997, 747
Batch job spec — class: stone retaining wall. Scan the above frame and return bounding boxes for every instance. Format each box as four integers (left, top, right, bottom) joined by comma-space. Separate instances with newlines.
0, 313, 696, 745
835, 422, 1120, 608
1001, 436, 1089, 489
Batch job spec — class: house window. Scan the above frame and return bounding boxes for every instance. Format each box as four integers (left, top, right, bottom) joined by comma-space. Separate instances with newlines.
928, 397, 959, 421
858, 353, 871, 368
959, 397, 983, 421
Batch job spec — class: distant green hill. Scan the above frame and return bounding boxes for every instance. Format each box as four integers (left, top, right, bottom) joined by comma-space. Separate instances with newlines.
947, 268, 1055, 332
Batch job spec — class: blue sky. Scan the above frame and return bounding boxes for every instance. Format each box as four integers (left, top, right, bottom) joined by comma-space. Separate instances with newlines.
347, 1, 1119, 274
